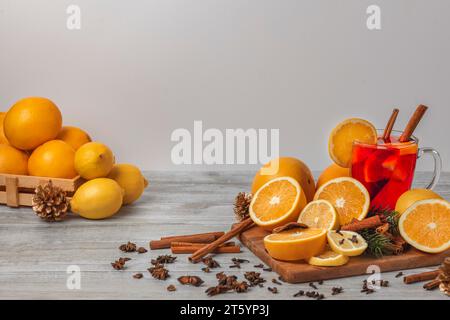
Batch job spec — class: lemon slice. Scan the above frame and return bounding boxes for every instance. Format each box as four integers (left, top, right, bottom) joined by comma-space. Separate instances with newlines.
308, 248, 349, 267
264, 228, 327, 261
327, 230, 367, 256
298, 200, 339, 230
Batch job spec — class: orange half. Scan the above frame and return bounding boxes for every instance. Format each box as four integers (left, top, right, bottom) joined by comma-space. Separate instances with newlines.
249, 176, 307, 230
399, 199, 450, 253
314, 177, 370, 226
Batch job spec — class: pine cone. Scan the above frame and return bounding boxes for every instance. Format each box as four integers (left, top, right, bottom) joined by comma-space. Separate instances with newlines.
32, 181, 70, 221
234, 192, 252, 221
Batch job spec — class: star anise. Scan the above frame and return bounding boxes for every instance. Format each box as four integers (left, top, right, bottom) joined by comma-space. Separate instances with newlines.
151, 255, 177, 265
119, 242, 137, 253
148, 264, 169, 280
202, 256, 220, 269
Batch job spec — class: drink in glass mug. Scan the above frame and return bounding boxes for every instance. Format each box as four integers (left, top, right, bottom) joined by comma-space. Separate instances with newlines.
351, 130, 441, 210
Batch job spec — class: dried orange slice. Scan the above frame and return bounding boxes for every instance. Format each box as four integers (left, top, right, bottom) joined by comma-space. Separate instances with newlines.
298, 200, 339, 230
314, 177, 370, 226
308, 247, 349, 267
249, 176, 307, 230
264, 227, 327, 261
329, 118, 377, 168
399, 199, 450, 253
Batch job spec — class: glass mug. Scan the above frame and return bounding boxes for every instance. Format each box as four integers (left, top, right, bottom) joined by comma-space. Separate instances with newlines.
351, 130, 442, 210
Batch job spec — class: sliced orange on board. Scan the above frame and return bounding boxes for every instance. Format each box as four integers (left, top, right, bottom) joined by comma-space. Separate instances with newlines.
298, 200, 339, 230
264, 227, 327, 261
327, 230, 368, 256
249, 176, 307, 230
399, 199, 450, 253
314, 177, 370, 226
328, 118, 377, 168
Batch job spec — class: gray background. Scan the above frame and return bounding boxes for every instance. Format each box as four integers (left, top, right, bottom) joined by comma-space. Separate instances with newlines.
0, 0, 449, 173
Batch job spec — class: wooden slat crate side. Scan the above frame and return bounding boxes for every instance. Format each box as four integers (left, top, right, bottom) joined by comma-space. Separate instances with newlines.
0, 174, 82, 192
0, 191, 73, 207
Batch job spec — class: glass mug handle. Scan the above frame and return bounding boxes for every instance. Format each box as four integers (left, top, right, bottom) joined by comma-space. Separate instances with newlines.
417, 148, 442, 190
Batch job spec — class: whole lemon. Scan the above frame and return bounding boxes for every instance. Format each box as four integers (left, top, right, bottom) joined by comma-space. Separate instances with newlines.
28, 140, 77, 178
0, 112, 9, 145
108, 164, 149, 205
70, 178, 124, 219
74, 142, 115, 179
56, 126, 92, 151
4, 97, 62, 150
252, 157, 315, 202
0, 144, 29, 175
395, 189, 443, 215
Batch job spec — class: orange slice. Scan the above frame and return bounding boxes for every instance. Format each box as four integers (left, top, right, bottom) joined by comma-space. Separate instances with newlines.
298, 200, 339, 230
264, 227, 327, 261
399, 199, 450, 253
329, 118, 377, 168
314, 177, 370, 225
249, 176, 307, 230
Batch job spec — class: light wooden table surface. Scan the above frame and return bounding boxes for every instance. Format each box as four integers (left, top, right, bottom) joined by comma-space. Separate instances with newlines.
0, 171, 449, 300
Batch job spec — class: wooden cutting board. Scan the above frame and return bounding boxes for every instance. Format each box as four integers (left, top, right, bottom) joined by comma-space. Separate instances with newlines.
239, 226, 450, 284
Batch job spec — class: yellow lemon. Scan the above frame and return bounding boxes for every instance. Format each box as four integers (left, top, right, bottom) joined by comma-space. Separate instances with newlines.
395, 189, 443, 215
28, 140, 77, 179
249, 176, 307, 231
108, 164, 148, 205
298, 200, 339, 230
264, 227, 327, 261
70, 178, 124, 219
0, 144, 29, 175
327, 230, 368, 256
57, 126, 92, 151
74, 142, 115, 179
4, 97, 62, 150
308, 248, 349, 267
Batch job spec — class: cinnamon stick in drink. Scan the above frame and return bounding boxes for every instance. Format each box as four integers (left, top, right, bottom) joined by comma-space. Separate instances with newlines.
399, 105, 428, 142
382, 108, 399, 142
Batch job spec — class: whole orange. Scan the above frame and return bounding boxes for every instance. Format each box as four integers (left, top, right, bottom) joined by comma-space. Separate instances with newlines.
57, 126, 92, 151
28, 140, 77, 178
4, 97, 62, 150
0, 112, 9, 145
316, 163, 351, 191
0, 144, 29, 175
251, 157, 315, 203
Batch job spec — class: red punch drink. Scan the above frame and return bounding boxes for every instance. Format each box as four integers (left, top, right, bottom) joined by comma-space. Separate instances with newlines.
351, 135, 418, 210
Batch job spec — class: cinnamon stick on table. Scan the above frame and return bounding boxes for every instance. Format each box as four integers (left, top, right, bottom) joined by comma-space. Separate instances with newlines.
382, 108, 399, 142
172, 245, 241, 254
150, 232, 224, 250
189, 218, 254, 263
399, 105, 428, 142
423, 279, 441, 290
403, 270, 440, 284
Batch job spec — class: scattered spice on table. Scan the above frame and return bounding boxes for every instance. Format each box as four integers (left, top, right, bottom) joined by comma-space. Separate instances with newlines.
395, 271, 404, 278
151, 255, 177, 265
137, 247, 148, 254
293, 290, 304, 297
148, 264, 169, 280
167, 284, 177, 292
205, 272, 249, 296
119, 242, 137, 253
263, 267, 272, 272
254, 264, 264, 268
202, 256, 220, 268
178, 275, 204, 287
361, 280, 375, 294
244, 271, 266, 287
111, 257, 131, 270
272, 278, 282, 285
305, 291, 325, 300
268, 287, 278, 294
133, 273, 143, 279
331, 287, 344, 295
202, 267, 211, 273
230, 258, 249, 269
309, 282, 318, 290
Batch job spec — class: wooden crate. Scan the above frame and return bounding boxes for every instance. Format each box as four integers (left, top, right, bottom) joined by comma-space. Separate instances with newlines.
0, 174, 84, 207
